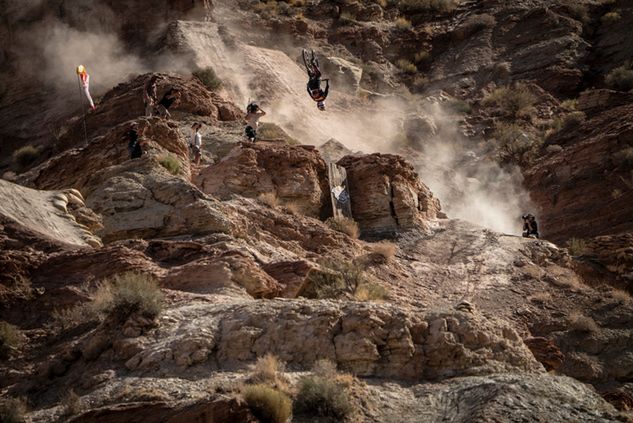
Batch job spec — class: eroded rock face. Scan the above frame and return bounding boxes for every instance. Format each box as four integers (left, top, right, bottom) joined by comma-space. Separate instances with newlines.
196, 142, 331, 218
584, 233, 633, 284
338, 153, 441, 235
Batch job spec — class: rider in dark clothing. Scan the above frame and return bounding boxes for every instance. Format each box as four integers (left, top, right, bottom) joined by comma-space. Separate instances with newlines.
126, 123, 145, 159
522, 214, 539, 238
157, 88, 181, 119
306, 53, 329, 111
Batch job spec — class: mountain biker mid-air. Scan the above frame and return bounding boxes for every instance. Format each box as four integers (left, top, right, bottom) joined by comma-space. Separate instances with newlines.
303, 49, 329, 111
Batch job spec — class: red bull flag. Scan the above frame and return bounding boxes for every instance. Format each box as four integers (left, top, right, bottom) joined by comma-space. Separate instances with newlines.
76, 65, 95, 110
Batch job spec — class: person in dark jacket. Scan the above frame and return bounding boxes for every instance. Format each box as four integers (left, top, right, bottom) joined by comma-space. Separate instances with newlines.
304, 50, 329, 111
126, 123, 146, 159
522, 214, 539, 238
156, 88, 181, 119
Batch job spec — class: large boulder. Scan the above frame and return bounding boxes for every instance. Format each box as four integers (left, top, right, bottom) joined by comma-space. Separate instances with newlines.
196, 142, 331, 219
337, 153, 441, 235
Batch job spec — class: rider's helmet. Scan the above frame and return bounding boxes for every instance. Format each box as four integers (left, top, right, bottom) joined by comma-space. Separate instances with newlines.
247, 102, 258, 113
317, 101, 325, 111
521, 214, 529, 220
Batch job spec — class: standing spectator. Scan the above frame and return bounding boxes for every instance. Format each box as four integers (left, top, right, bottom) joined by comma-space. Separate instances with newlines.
190, 122, 203, 166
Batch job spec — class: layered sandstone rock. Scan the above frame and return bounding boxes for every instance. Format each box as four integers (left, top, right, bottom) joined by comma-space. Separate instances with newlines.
196, 142, 331, 218
338, 153, 441, 235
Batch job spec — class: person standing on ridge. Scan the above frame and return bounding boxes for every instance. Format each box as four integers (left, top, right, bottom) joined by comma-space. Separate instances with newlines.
244, 102, 266, 142
190, 122, 203, 165
144, 75, 159, 117
303, 49, 329, 111
522, 214, 539, 238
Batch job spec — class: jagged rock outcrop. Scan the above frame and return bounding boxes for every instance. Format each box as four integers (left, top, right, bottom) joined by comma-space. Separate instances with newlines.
338, 153, 441, 235
524, 94, 633, 242
584, 233, 633, 284
196, 142, 331, 218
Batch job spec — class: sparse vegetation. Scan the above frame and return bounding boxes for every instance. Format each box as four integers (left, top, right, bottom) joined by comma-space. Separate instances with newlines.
394, 17, 412, 29
193, 67, 222, 91
605, 64, 633, 92
326, 216, 360, 238
568, 312, 599, 333
12, 145, 40, 172
370, 241, 397, 262
90, 273, 163, 320
283, 201, 302, 215
158, 154, 182, 175
613, 147, 633, 167
61, 390, 82, 416
546, 144, 563, 154
493, 122, 541, 164
0, 397, 28, 423
338, 11, 358, 25
396, 59, 417, 75
250, 354, 288, 391
302, 259, 366, 299
445, 98, 472, 114
258, 192, 279, 208
566, 238, 588, 256
412, 74, 429, 88
601, 11, 621, 25
492, 61, 512, 79
51, 304, 98, 331
243, 384, 292, 423
551, 111, 586, 134
312, 359, 337, 378
560, 99, 578, 111
482, 84, 536, 118
254, 0, 279, 17
414, 50, 430, 63
354, 281, 388, 301
257, 122, 299, 144
294, 375, 353, 421
398, 0, 460, 14
0, 321, 21, 359
610, 288, 631, 304
528, 292, 552, 304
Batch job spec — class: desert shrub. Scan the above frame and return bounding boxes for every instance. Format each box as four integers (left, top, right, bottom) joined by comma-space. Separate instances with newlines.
482, 84, 536, 118
414, 50, 430, 63
568, 312, 599, 332
493, 122, 541, 164
528, 292, 551, 304
283, 201, 302, 215
546, 144, 563, 154
396, 59, 417, 74
302, 259, 365, 299
370, 241, 397, 262
445, 98, 472, 114
294, 376, 353, 420
0, 321, 21, 359
354, 281, 388, 301
288, 0, 306, 6
250, 354, 286, 388
612, 188, 623, 199
61, 390, 81, 416
468, 13, 496, 29
566, 238, 587, 256
254, 1, 278, 16
51, 304, 99, 331
394, 17, 412, 29
492, 61, 512, 79
312, 359, 337, 378
243, 384, 292, 423
12, 145, 39, 171
560, 99, 577, 111
613, 147, 633, 167
90, 273, 163, 320
610, 288, 631, 303
412, 75, 429, 88
0, 397, 28, 423
601, 11, 621, 24
258, 192, 279, 208
193, 67, 222, 91
398, 0, 460, 14
326, 216, 360, 238
605, 65, 633, 91
158, 154, 182, 175
256, 122, 299, 144
554, 111, 586, 133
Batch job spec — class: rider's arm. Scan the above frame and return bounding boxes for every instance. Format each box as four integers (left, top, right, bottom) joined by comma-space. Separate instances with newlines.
258, 109, 266, 116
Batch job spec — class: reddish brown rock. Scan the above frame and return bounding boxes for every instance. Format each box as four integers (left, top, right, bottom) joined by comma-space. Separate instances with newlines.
196, 142, 331, 218
524, 337, 564, 371
262, 260, 314, 297
337, 153, 441, 236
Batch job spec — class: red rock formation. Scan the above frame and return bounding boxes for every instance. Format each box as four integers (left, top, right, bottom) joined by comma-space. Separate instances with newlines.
337, 153, 441, 236
196, 142, 331, 218
524, 337, 564, 371
524, 93, 633, 242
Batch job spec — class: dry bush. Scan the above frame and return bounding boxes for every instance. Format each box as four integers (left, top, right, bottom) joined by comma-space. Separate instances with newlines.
250, 354, 288, 391
394, 17, 412, 29
601, 11, 621, 25
243, 384, 292, 423
606, 64, 633, 92
254, 1, 278, 16
445, 98, 472, 114
338, 11, 358, 25
560, 99, 578, 111
313, 359, 338, 378
0, 397, 28, 423
90, 273, 163, 320
414, 50, 430, 63
492, 61, 511, 79
294, 376, 353, 420
493, 122, 541, 164
354, 281, 388, 301
258, 192, 279, 208
566, 238, 588, 256
283, 201, 302, 215
12, 145, 40, 172
61, 390, 81, 416
398, 0, 460, 13
193, 67, 222, 91
0, 321, 21, 359
326, 216, 360, 238
302, 259, 366, 299
371, 241, 397, 262
482, 84, 536, 118
158, 154, 182, 175
466, 13, 496, 29
545, 144, 563, 154
396, 59, 417, 74
609, 288, 631, 304
413, 74, 429, 88
568, 312, 599, 333
51, 304, 98, 331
